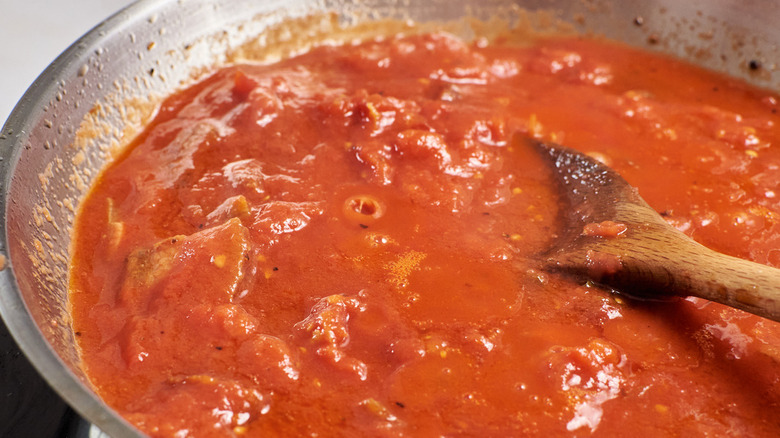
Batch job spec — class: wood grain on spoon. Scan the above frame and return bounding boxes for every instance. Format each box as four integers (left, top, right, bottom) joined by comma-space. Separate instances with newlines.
526, 135, 780, 322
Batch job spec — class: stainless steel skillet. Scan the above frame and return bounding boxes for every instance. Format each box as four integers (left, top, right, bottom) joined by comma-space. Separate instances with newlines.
1, 0, 779, 436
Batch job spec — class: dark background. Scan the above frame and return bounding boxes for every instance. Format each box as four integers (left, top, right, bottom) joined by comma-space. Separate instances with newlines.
1, 318, 83, 437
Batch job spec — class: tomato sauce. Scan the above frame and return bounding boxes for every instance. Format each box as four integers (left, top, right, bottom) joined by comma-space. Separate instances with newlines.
69, 33, 780, 436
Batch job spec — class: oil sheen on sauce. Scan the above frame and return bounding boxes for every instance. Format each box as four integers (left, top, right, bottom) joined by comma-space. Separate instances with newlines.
69, 33, 780, 436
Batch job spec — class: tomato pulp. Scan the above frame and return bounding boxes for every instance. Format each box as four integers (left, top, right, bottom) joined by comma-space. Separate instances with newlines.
69, 33, 780, 436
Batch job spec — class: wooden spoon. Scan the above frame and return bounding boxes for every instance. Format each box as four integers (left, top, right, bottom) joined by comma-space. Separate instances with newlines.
527, 136, 780, 322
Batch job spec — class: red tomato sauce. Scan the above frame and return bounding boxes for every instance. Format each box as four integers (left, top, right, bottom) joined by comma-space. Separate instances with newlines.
69, 33, 780, 436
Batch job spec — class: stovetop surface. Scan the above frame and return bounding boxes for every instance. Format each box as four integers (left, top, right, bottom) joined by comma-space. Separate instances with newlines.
0, 318, 87, 437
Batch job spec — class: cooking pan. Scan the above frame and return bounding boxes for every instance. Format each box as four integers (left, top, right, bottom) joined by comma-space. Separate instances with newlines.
1, 0, 778, 436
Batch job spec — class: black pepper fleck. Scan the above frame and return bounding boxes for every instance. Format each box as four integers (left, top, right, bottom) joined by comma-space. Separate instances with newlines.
395, 402, 405, 408
749, 59, 761, 70
273, 267, 279, 271
215, 346, 223, 351
359, 223, 369, 229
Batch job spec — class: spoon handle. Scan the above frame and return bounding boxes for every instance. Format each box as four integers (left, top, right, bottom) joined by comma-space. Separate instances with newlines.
642, 239, 780, 321
589, 228, 780, 322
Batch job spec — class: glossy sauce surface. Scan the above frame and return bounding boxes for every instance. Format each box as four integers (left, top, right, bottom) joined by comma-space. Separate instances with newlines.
70, 33, 780, 436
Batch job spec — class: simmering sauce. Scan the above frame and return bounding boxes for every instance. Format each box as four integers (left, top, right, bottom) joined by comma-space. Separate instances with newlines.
69, 33, 780, 436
